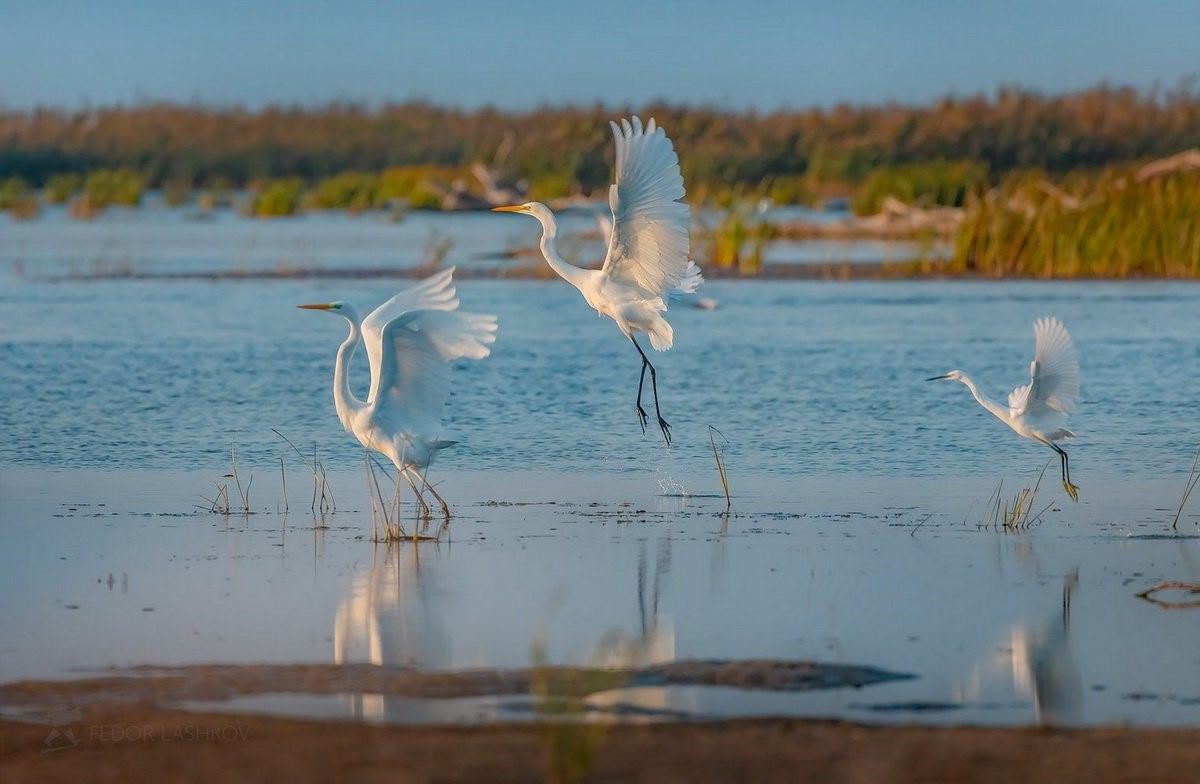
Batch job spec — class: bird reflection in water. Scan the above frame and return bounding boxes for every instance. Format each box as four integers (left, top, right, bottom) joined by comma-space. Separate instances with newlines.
961, 568, 1082, 726
332, 545, 458, 722
585, 538, 679, 718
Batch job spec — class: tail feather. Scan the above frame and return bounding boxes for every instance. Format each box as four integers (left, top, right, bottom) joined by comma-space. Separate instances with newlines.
647, 317, 674, 351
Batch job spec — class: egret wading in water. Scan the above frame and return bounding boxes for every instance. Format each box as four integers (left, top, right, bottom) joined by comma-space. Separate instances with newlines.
493, 116, 702, 445
298, 268, 497, 519
928, 317, 1081, 501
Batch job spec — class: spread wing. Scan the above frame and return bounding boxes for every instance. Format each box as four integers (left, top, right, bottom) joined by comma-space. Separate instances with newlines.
600, 116, 702, 298
1008, 317, 1080, 417
362, 269, 497, 432
361, 267, 459, 386
370, 310, 497, 434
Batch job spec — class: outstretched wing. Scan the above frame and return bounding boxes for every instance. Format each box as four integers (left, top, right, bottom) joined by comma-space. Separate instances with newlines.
361, 268, 459, 393
370, 309, 497, 433
600, 116, 701, 298
1008, 317, 1080, 416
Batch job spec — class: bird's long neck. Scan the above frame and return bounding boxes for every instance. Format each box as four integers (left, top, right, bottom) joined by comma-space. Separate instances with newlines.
333, 317, 366, 431
957, 373, 1010, 423
535, 211, 588, 289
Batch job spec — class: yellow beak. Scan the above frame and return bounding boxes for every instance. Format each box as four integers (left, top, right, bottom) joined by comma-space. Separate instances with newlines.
491, 205, 527, 213
297, 303, 334, 310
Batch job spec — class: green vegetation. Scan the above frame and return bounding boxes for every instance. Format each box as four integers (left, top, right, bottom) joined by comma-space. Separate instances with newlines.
249, 178, 303, 217
0, 175, 31, 209
0, 175, 38, 218
43, 173, 81, 204
853, 160, 988, 215
82, 168, 144, 207
303, 171, 379, 211
1, 86, 1196, 203
527, 172, 574, 202
700, 204, 775, 275
950, 167, 1200, 278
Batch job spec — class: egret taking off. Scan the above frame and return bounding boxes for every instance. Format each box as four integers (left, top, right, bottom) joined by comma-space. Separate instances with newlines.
493, 116, 702, 445
298, 268, 497, 517
928, 317, 1081, 501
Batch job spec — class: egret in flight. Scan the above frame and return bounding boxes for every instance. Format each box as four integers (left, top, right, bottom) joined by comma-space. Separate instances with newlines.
298, 268, 497, 517
928, 317, 1081, 501
493, 116, 702, 445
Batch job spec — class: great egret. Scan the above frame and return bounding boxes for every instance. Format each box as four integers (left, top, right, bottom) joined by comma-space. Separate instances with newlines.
493, 116, 702, 445
298, 268, 497, 518
928, 317, 1081, 501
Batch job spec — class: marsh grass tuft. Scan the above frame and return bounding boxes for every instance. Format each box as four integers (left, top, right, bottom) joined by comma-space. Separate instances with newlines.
981, 462, 1053, 531
698, 204, 773, 275
952, 166, 1200, 278
229, 446, 253, 513
271, 429, 335, 516
708, 426, 732, 512
199, 446, 253, 515
363, 453, 444, 543
1171, 444, 1200, 531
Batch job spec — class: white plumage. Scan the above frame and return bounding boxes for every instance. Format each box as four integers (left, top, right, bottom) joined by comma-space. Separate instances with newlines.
929, 316, 1082, 501
603, 117, 702, 301
493, 116, 701, 444
298, 268, 497, 516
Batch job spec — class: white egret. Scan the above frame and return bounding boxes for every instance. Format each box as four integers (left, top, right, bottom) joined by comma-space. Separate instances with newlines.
493, 116, 702, 445
928, 317, 1081, 501
298, 268, 497, 517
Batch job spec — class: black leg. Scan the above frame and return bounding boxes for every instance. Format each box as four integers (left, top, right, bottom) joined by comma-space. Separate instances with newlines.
629, 335, 671, 446
635, 360, 649, 434
1049, 442, 1079, 501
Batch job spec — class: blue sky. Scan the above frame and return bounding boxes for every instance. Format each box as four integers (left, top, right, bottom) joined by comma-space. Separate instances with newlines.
1, 0, 1197, 109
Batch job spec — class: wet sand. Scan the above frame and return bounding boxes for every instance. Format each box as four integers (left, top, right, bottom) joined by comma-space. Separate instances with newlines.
4, 706, 1199, 783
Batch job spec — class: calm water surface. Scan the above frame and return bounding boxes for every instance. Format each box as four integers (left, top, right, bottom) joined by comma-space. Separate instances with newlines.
1, 272, 1196, 477
1, 209, 1197, 730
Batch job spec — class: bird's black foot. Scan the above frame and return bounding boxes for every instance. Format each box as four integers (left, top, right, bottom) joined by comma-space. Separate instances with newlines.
636, 405, 649, 434
657, 416, 672, 446
1063, 480, 1080, 502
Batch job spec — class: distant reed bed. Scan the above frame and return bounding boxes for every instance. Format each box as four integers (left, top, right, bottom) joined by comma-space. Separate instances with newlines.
949, 167, 1200, 278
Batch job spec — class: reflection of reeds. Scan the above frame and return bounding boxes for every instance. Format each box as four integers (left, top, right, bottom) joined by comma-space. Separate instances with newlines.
1171, 444, 1200, 531
982, 462, 1052, 531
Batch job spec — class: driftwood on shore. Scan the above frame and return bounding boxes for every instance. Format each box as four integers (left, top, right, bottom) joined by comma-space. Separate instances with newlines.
1135, 148, 1200, 181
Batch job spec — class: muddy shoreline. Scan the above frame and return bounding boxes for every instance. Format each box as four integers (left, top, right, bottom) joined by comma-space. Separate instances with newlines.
4, 706, 1198, 783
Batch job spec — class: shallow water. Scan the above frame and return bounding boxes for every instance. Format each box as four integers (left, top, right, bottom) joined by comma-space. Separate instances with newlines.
1, 267, 1197, 477
1, 470, 1197, 727
0, 201, 925, 278
1, 209, 1198, 729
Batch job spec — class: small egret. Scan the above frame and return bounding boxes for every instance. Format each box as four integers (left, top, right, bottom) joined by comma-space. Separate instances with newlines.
493, 116, 702, 445
928, 317, 1081, 501
298, 268, 497, 517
